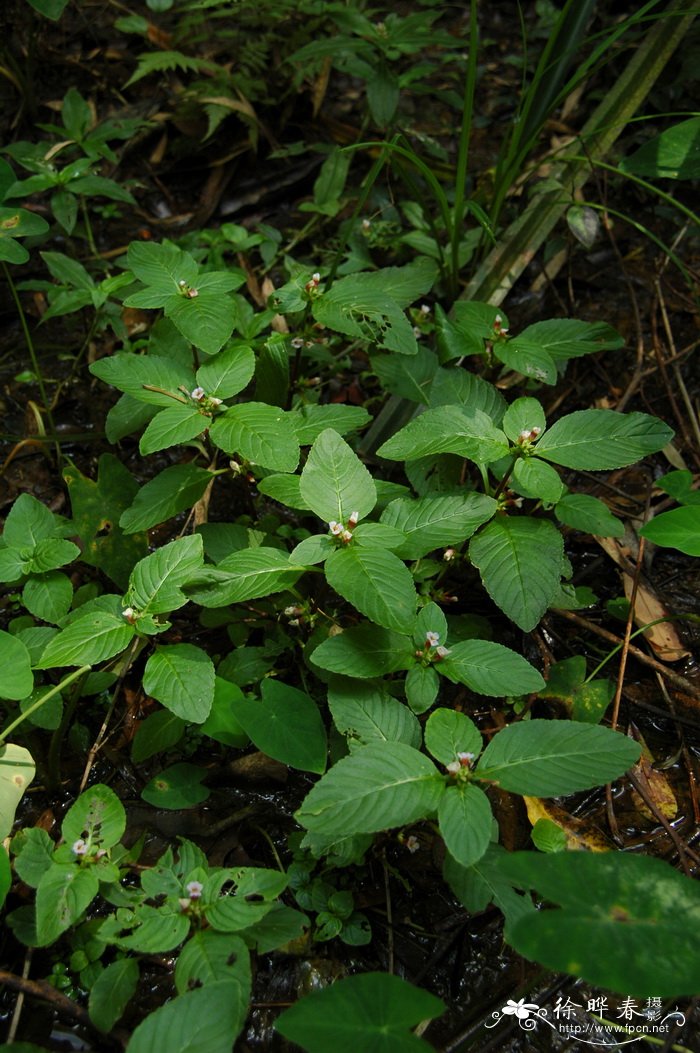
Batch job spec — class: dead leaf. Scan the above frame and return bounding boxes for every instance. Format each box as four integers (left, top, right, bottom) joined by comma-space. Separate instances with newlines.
524, 796, 614, 852
262, 277, 289, 332
631, 755, 678, 821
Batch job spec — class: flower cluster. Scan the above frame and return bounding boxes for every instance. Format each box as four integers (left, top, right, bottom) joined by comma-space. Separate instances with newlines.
445, 752, 475, 776
328, 511, 359, 544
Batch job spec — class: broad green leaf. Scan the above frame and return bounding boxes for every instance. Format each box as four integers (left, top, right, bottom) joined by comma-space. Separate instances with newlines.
205, 868, 287, 932
469, 517, 565, 631
370, 346, 438, 405
512, 457, 564, 504
275, 972, 444, 1053
502, 397, 546, 442
195, 342, 255, 398
62, 783, 126, 850
36, 863, 99, 945
424, 709, 482, 766
199, 677, 249, 747
312, 624, 414, 679
89, 353, 195, 406
100, 903, 189, 954
536, 410, 674, 470
12, 827, 53, 888
37, 610, 135, 667
142, 763, 209, 809
414, 602, 448, 649
639, 506, 700, 555
22, 571, 72, 623
126, 240, 199, 294
120, 464, 214, 534
325, 546, 417, 634
502, 851, 700, 995
404, 664, 439, 715
509, 319, 623, 365
127, 534, 203, 615
256, 473, 311, 510
25, 0, 70, 19
174, 931, 250, 996
290, 533, 335, 565
230, 680, 327, 773
531, 817, 568, 852
3, 492, 56, 548
443, 843, 533, 937
620, 116, 700, 180
29, 537, 80, 573
289, 404, 371, 445
126, 980, 247, 1053
554, 493, 625, 536
377, 407, 509, 465
0, 744, 35, 839
296, 742, 444, 838
440, 636, 543, 694
299, 429, 376, 524
381, 493, 497, 559
64, 454, 148, 588
166, 290, 237, 355
438, 783, 492, 868
429, 366, 506, 423
328, 677, 421, 750
106, 393, 159, 442
237, 903, 309, 954
143, 644, 215, 722
210, 403, 299, 471
0, 630, 33, 699
132, 709, 186, 762
140, 404, 208, 454
476, 719, 640, 795
657, 469, 700, 506
188, 548, 304, 607
494, 340, 556, 385
89, 959, 139, 1033
0, 844, 10, 910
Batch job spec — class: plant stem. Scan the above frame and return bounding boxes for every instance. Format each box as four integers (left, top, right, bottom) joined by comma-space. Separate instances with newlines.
1, 666, 91, 745
450, 0, 479, 300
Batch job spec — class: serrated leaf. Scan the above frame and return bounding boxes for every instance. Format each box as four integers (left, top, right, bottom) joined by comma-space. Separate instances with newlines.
62, 783, 126, 850
210, 402, 299, 471
3, 492, 57, 547
36, 611, 135, 667
143, 644, 215, 723
378, 407, 509, 465
424, 709, 482, 766
555, 493, 624, 536
29, 537, 80, 573
36, 863, 99, 945
370, 346, 438, 405
89, 958, 139, 1033
119, 464, 214, 534
256, 473, 310, 510
502, 397, 546, 442
296, 742, 444, 838
127, 535, 203, 615
195, 342, 255, 398
438, 783, 492, 868
381, 493, 497, 559
0, 744, 35, 839
469, 517, 565, 631
22, 571, 73, 623
494, 340, 557, 384
290, 404, 371, 444
174, 931, 250, 997
290, 533, 334, 565
619, 116, 700, 180
126, 980, 247, 1053
166, 290, 236, 355
476, 720, 641, 795
429, 367, 506, 422
140, 404, 208, 454
299, 429, 376, 524
188, 548, 304, 608
404, 664, 439, 714
502, 851, 700, 995
229, 680, 327, 773
512, 319, 623, 364
328, 677, 421, 750
89, 353, 195, 406
312, 624, 414, 679
126, 240, 199, 294
275, 972, 445, 1053
639, 506, 700, 555
512, 458, 564, 504
325, 546, 417, 634
535, 410, 674, 470
0, 630, 33, 699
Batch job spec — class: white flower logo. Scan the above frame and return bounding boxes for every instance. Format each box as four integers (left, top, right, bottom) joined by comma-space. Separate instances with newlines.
502, 999, 540, 1020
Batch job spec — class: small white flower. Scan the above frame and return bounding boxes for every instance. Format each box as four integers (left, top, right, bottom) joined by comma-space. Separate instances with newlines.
122, 607, 135, 621
283, 606, 298, 617
445, 761, 461, 775
443, 548, 456, 561
328, 521, 343, 536
178, 279, 187, 287
190, 387, 206, 401
209, 397, 223, 407
186, 287, 199, 298
425, 631, 440, 647
420, 304, 430, 315
341, 529, 353, 542
435, 645, 451, 659
347, 511, 360, 527
311, 272, 321, 283
291, 337, 304, 349
405, 835, 420, 854
72, 839, 88, 857
413, 326, 423, 339
361, 218, 371, 231
457, 752, 475, 767
95, 848, 107, 859
186, 880, 204, 900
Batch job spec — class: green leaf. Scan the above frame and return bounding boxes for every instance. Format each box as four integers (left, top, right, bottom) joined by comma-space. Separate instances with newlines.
502, 851, 700, 995
476, 719, 641, 795
443, 844, 533, 937
37, 611, 135, 667
165, 290, 236, 355
312, 624, 414, 679
328, 677, 421, 750
370, 346, 438, 405
142, 763, 209, 809
441, 639, 545, 696
62, 783, 126, 850
13, 827, 53, 888
536, 410, 674, 470
325, 546, 417, 634
89, 959, 139, 1033
140, 405, 208, 454
3, 492, 56, 548
657, 469, 700, 506
429, 366, 506, 422
143, 644, 215, 723
290, 404, 371, 445
510, 319, 624, 365
132, 710, 186, 762
620, 116, 700, 180
101, 904, 189, 954
256, 473, 311, 511
119, 464, 214, 534
106, 394, 159, 442
36, 863, 99, 945
531, 817, 568, 852
22, 571, 73, 623
381, 493, 497, 559
438, 784, 492, 868
502, 397, 547, 442
469, 517, 565, 631
0, 744, 35, 839
275, 972, 445, 1053
205, 868, 287, 932
404, 664, 439, 715
230, 680, 327, 773
126, 980, 248, 1053
299, 429, 376, 524
290, 533, 334, 565
377, 407, 509, 465
188, 548, 304, 608
25, 0, 70, 19
127, 535, 203, 615
512, 457, 564, 504
126, 240, 199, 294
296, 742, 444, 838
210, 403, 299, 472
494, 340, 556, 385
554, 493, 625, 536
64, 454, 148, 588
89, 353, 195, 406
640, 506, 700, 555
195, 342, 255, 398
0, 630, 33, 700
424, 709, 482, 766
0, 844, 10, 910
29, 537, 80, 573
175, 931, 250, 996
199, 677, 249, 747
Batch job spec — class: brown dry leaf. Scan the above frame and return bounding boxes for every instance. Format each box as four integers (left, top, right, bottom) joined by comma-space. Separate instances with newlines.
146, 23, 172, 48
524, 796, 614, 852
192, 476, 215, 528
262, 277, 289, 333
121, 307, 152, 337
596, 535, 690, 661
631, 755, 678, 822
312, 55, 333, 117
